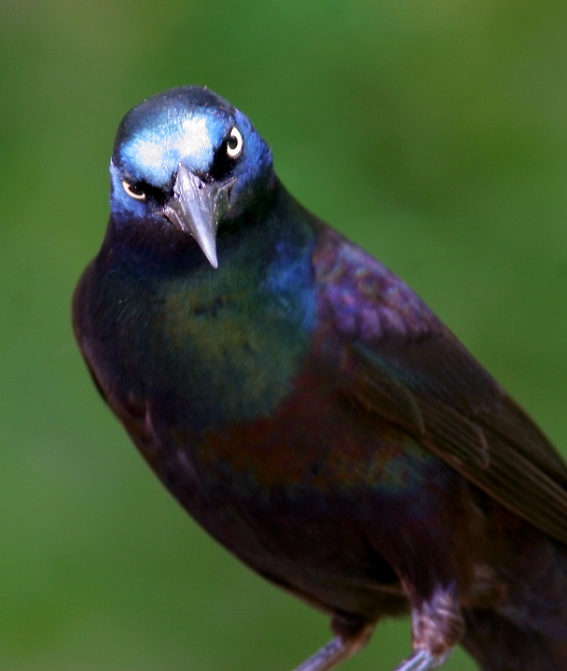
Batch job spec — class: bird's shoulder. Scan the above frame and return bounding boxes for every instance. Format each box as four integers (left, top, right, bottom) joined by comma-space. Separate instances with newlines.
312, 224, 440, 342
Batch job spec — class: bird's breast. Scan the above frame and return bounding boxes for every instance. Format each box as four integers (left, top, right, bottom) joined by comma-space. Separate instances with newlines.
78, 236, 318, 436
155, 276, 315, 428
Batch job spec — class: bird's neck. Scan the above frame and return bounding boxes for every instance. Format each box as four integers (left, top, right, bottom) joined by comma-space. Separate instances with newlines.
95, 182, 320, 431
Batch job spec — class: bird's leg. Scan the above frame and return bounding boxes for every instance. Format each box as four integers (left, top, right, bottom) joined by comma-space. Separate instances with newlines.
292, 618, 374, 671
390, 648, 451, 671
291, 636, 356, 671
390, 584, 463, 671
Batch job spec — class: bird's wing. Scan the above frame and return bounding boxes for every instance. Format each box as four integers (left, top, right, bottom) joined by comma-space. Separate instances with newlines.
314, 226, 567, 543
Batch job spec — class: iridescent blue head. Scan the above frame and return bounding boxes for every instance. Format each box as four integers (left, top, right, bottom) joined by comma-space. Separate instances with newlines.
110, 86, 274, 267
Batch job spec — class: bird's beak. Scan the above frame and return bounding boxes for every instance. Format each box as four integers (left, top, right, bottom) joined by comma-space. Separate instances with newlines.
161, 164, 236, 268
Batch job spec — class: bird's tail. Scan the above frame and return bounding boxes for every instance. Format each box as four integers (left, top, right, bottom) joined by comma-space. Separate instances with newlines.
462, 609, 567, 671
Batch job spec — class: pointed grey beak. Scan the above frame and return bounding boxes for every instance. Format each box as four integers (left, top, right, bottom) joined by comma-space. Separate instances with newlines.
161, 164, 235, 268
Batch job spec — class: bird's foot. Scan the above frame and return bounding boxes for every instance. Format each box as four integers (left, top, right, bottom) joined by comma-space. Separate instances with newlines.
291, 637, 451, 671
391, 648, 452, 671
292, 636, 351, 671
291, 586, 461, 671
292, 621, 374, 671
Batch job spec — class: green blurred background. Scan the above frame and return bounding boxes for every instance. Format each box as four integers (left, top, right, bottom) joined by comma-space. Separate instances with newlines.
2, 1, 567, 669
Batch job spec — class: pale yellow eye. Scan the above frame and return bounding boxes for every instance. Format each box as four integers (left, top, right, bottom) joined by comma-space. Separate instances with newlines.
226, 127, 243, 159
122, 180, 146, 201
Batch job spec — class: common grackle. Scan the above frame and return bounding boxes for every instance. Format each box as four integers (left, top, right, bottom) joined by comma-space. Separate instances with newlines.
73, 86, 567, 671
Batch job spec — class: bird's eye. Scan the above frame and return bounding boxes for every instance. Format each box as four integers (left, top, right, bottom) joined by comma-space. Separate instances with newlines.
226, 127, 243, 159
122, 180, 147, 201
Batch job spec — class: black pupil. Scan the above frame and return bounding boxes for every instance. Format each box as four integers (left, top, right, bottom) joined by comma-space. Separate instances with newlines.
130, 183, 144, 195
228, 135, 238, 150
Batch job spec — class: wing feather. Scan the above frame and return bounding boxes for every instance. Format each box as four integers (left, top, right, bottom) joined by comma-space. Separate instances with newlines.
315, 226, 567, 543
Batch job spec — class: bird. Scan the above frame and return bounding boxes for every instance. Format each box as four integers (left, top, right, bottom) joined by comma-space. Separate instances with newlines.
73, 85, 567, 671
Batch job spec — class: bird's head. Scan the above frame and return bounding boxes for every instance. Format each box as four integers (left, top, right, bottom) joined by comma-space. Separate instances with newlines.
110, 86, 274, 267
